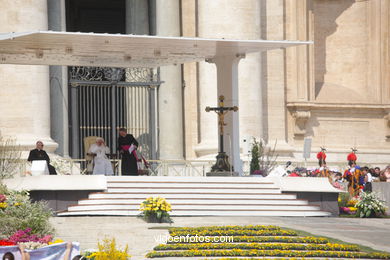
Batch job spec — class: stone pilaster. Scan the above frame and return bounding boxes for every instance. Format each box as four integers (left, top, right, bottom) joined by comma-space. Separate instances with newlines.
195, 0, 263, 159
262, 0, 293, 154
156, 0, 184, 159
48, 0, 69, 156
0, 0, 57, 152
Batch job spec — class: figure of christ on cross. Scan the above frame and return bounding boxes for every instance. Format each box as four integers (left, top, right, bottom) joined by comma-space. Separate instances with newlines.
205, 95, 238, 172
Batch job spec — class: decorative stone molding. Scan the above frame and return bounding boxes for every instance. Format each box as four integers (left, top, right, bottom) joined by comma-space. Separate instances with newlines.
292, 110, 311, 138
384, 110, 390, 140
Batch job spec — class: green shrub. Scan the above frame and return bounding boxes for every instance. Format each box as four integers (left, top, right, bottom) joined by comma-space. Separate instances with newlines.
355, 192, 387, 218
0, 185, 54, 239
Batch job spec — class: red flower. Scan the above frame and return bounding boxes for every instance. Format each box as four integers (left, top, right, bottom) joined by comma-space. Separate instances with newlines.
0, 239, 15, 246
316, 152, 326, 160
347, 153, 357, 161
0, 194, 6, 203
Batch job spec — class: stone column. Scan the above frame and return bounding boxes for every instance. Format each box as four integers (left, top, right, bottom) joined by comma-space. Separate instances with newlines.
207, 55, 244, 174
195, 0, 262, 161
156, 0, 184, 159
48, 0, 69, 156
0, 0, 57, 153
126, 0, 150, 35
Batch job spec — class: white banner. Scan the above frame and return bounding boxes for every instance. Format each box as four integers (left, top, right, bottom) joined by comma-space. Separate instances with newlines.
0, 242, 80, 260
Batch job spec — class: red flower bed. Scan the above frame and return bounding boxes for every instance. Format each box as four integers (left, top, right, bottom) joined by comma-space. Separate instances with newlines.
0, 239, 15, 246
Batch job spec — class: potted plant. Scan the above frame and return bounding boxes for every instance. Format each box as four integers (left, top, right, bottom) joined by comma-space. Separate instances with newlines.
139, 197, 172, 223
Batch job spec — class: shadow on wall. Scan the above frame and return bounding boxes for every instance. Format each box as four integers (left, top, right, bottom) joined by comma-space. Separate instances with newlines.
313, 0, 355, 101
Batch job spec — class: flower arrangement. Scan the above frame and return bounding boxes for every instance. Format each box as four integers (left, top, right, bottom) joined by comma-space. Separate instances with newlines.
146, 249, 390, 258
154, 242, 360, 251
50, 156, 72, 175
0, 184, 54, 240
48, 238, 64, 245
0, 239, 15, 246
139, 197, 172, 223
169, 229, 297, 237
147, 224, 390, 259
355, 191, 387, 218
170, 225, 280, 232
8, 228, 52, 244
85, 238, 130, 260
18, 241, 48, 250
167, 236, 328, 244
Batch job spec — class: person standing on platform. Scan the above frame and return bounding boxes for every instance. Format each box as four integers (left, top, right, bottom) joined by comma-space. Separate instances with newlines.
117, 128, 139, 175
316, 148, 330, 178
343, 151, 361, 196
27, 141, 57, 175
88, 137, 114, 176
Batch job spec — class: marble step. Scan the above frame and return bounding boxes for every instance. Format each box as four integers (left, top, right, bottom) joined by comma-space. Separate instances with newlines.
106, 182, 278, 189
78, 198, 308, 205
105, 188, 281, 193
66, 204, 322, 211
88, 192, 296, 200
105, 176, 275, 183
58, 209, 331, 217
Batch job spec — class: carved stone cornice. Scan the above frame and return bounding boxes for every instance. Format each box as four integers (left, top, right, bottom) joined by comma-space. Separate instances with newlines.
291, 110, 311, 137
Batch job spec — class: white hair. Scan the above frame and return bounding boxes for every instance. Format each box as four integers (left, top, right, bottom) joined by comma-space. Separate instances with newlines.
96, 137, 104, 142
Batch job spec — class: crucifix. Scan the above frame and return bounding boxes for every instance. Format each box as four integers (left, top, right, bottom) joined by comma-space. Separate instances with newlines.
205, 95, 238, 172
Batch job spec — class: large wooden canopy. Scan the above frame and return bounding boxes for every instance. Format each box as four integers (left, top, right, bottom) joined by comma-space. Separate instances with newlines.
0, 31, 311, 67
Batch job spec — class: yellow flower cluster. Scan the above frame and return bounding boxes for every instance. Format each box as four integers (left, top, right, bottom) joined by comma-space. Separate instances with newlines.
87, 238, 130, 260
48, 239, 64, 245
139, 197, 172, 213
347, 199, 358, 206
154, 242, 360, 252
0, 202, 8, 209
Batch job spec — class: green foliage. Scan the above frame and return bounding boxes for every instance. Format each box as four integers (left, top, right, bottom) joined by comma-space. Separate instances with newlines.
355, 192, 387, 218
249, 139, 260, 174
0, 185, 54, 239
338, 192, 350, 207
249, 138, 278, 176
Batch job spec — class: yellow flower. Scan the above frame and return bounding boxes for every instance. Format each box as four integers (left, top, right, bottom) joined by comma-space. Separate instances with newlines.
48, 239, 64, 245
0, 202, 8, 209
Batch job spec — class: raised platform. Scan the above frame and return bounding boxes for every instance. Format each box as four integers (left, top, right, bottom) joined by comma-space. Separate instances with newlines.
4, 175, 339, 217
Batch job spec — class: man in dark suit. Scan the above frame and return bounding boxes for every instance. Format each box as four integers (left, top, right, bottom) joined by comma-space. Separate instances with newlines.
27, 141, 57, 175
117, 128, 139, 175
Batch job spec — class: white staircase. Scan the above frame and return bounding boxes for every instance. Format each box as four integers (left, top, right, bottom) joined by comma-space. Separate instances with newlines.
57, 176, 331, 216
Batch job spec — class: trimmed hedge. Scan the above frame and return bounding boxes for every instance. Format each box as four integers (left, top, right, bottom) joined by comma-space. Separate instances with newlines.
154, 242, 360, 252
169, 229, 297, 237
166, 235, 328, 244
146, 249, 390, 259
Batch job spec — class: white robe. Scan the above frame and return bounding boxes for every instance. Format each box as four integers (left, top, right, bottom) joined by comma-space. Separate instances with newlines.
88, 144, 114, 175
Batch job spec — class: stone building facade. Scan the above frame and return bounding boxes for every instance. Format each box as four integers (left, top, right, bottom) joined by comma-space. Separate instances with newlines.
0, 0, 389, 167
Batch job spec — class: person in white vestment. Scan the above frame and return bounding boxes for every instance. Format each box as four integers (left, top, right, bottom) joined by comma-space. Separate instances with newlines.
88, 138, 114, 175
